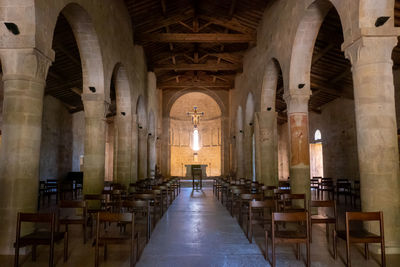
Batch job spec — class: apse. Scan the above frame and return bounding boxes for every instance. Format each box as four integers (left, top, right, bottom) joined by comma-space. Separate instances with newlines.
169, 92, 222, 177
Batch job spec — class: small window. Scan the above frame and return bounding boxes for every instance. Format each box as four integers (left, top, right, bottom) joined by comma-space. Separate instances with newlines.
192, 129, 200, 151
314, 129, 322, 141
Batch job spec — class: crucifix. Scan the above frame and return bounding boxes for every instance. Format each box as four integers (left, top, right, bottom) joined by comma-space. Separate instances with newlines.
187, 106, 204, 128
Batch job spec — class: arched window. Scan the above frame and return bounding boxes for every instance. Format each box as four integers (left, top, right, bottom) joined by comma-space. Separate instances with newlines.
314, 129, 322, 141
192, 129, 200, 151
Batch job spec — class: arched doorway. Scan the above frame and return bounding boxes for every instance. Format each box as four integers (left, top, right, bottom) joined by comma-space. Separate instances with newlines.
170, 92, 222, 177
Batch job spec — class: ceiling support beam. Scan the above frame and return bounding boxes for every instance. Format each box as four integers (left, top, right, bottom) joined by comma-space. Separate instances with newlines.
153, 63, 242, 72
137, 33, 255, 43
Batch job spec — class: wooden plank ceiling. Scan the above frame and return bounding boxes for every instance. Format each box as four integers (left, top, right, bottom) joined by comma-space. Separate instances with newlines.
41, 1, 400, 116
126, 0, 269, 92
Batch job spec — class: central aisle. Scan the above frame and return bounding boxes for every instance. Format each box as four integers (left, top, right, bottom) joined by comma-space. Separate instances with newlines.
137, 188, 267, 267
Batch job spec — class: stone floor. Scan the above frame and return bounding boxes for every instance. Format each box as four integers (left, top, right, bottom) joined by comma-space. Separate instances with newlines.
1, 187, 399, 266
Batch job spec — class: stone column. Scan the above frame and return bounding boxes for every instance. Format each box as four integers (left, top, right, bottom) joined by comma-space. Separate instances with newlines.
256, 111, 278, 186
138, 127, 148, 179
115, 112, 132, 187
147, 134, 156, 178
236, 129, 244, 178
130, 115, 138, 183
284, 92, 311, 200
345, 36, 400, 253
161, 117, 170, 176
244, 124, 254, 179
82, 96, 106, 195
0, 48, 52, 254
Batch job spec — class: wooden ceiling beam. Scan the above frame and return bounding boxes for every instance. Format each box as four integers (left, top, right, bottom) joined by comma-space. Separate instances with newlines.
197, 14, 254, 34
158, 80, 232, 88
54, 42, 81, 67
153, 62, 242, 72
312, 43, 335, 65
136, 33, 255, 43
138, 11, 194, 33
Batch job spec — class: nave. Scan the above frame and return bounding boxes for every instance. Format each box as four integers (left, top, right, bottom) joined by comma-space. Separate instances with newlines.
2, 183, 400, 267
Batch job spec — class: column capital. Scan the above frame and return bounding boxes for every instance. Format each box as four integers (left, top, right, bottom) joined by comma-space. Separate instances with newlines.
283, 92, 311, 114
0, 48, 53, 84
344, 35, 398, 67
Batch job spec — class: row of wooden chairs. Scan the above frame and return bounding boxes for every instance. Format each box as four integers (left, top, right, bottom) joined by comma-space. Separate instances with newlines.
213, 177, 385, 267
311, 177, 361, 206
15, 177, 181, 267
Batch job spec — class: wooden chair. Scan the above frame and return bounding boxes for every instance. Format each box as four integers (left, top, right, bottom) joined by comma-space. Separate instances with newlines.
239, 193, 264, 227
334, 211, 385, 267
229, 187, 248, 217
271, 212, 310, 267
84, 194, 108, 237
281, 193, 307, 212
272, 189, 290, 211
336, 179, 352, 204
319, 178, 334, 200
351, 180, 360, 208
14, 212, 68, 267
58, 200, 87, 244
95, 212, 138, 267
309, 200, 336, 245
121, 200, 151, 243
310, 178, 320, 199
130, 193, 158, 229
247, 199, 275, 246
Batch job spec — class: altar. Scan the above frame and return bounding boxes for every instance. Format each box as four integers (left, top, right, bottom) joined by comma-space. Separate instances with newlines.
185, 164, 208, 180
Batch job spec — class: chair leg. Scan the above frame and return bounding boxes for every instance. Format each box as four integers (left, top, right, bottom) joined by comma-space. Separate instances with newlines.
333, 230, 337, 259
104, 244, 107, 261
83, 223, 87, 244
32, 245, 36, 261
296, 243, 300, 260
310, 223, 313, 243
14, 244, 19, 267
381, 241, 386, 267
364, 243, 369, 260
272, 240, 276, 267
346, 239, 351, 267
265, 231, 269, 261
49, 241, 54, 267
64, 231, 68, 262
307, 240, 310, 267
95, 239, 99, 267
248, 223, 252, 243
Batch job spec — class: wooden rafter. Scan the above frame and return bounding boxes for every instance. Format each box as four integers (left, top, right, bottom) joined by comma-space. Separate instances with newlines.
136, 33, 255, 43
153, 62, 242, 72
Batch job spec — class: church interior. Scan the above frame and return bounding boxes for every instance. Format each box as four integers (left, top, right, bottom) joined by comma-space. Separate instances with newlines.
0, 0, 400, 266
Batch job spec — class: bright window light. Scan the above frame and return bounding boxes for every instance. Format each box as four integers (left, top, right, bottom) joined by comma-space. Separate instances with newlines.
193, 129, 200, 151
315, 129, 322, 141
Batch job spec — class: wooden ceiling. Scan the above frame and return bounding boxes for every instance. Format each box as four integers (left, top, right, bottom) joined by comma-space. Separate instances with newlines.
125, 0, 270, 92
45, 14, 83, 113
41, 1, 400, 116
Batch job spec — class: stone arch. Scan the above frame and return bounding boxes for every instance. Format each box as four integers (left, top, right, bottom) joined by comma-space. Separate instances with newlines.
113, 63, 132, 115
57, 3, 105, 98
289, 0, 343, 92
136, 95, 148, 129
148, 109, 156, 135
261, 58, 282, 111
245, 92, 255, 125
136, 95, 148, 179
167, 88, 226, 117
111, 63, 132, 186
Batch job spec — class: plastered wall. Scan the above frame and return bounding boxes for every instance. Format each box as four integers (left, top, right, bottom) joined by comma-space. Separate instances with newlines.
309, 98, 359, 180
39, 95, 73, 180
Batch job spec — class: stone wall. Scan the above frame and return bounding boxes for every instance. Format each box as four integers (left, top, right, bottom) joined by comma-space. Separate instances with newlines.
309, 98, 359, 180
72, 111, 84, 172
39, 95, 73, 180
